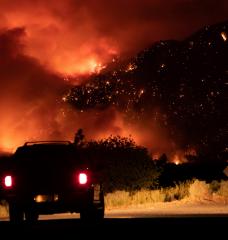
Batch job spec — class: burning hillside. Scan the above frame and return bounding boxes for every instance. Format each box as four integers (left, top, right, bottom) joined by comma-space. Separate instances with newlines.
0, 0, 227, 161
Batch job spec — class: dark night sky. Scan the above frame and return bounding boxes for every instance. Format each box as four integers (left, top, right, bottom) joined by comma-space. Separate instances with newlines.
0, 0, 227, 160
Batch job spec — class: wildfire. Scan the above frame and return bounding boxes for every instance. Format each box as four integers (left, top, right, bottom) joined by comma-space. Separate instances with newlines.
54, 58, 107, 76
173, 155, 181, 165
172, 152, 187, 165
0, 0, 226, 164
86, 59, 107, 75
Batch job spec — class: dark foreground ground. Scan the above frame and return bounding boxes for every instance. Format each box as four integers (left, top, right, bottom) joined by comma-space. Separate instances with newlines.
1, 216, 228, 238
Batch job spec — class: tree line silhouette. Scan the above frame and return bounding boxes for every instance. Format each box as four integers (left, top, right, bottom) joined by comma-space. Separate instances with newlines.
76, 133, 160, 193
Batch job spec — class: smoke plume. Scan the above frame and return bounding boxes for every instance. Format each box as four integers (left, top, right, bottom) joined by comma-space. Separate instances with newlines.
0, 0, 227, 157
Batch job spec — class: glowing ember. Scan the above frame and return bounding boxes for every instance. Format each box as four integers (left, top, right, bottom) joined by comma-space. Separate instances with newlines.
138, 89, 145, 98
221, 32, 227, 41
125, 63, 137, 72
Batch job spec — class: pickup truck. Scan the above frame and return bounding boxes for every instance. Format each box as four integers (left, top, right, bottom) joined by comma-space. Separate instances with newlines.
0, 141, 104, 222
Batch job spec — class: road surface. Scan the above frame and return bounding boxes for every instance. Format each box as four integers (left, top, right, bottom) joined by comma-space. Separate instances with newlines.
1, 205, 228, 238
0, 216, 228, 238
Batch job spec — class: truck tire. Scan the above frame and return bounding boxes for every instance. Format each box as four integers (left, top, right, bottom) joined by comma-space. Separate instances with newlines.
95, 191, 105, 220
80, 192, 104, 221
9, 203, 24, 223
25, 209, 39, 222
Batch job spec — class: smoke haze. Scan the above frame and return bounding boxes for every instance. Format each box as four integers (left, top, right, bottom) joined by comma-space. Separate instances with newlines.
1, 0, 227, 75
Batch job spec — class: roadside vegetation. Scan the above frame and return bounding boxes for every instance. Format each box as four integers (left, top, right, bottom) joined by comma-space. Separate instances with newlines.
0, 179, 228, 217
80, 135, 160, 193
105, 179, 228, 209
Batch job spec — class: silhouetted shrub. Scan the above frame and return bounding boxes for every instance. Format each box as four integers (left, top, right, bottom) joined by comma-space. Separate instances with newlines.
80, 136, 160, 193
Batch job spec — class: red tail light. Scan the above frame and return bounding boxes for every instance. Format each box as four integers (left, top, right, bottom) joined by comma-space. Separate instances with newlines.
78, 173, 87, 185
4, 175, 13, 188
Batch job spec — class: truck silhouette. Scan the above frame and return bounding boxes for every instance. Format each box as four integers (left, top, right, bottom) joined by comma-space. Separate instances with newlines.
0, 141, 104, 222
